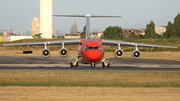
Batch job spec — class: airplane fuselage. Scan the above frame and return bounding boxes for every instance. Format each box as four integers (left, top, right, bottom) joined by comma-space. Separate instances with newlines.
80, 39, 104, 64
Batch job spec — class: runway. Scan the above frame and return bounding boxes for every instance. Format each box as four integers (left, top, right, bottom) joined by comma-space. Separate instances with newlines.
0, 56, 180, 71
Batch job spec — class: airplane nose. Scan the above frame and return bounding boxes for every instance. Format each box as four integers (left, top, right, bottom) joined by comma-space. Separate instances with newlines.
87, 50, 103, 63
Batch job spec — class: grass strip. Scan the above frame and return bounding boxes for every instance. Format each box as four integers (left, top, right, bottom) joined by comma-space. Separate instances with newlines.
0, 71, 180, 87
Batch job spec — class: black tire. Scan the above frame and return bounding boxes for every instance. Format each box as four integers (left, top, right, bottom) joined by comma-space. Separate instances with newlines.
107, 64, 110, 67
102, 62, 105, 68
91, 63, 95, 67
70, 63, 73, 67
75, 62, 78, 67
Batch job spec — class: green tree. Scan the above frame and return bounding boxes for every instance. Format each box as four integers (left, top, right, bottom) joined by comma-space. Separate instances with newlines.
171, 13, 180, 37
33, 33, 42, 39
103, 26, 123, 39
144, 21, 157, 38
58, 35, 64, 39
80, 26, 86, 39
163, 21, 173, 38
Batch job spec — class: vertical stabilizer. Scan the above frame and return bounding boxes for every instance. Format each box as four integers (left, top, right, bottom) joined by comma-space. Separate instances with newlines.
86, 14, 91, 39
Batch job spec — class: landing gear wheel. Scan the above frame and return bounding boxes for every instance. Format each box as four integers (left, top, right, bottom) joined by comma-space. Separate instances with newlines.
70, 63, 73, 67
91, 62, 95, 67
107, 64, 110, 68
102, 63, 110, 68
102, 62, 105, 68
75, 62, 78, 67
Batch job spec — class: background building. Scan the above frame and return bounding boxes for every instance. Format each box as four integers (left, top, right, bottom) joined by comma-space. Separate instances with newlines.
52, 25, 54, 36
31, 17, 40, 36
64, 32, 81, 39
31, 17, 54, 37
90, 32, 103, 39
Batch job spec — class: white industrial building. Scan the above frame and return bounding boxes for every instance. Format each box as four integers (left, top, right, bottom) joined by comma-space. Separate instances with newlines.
90, 32, 103, 39
64, 33, 81, 39
2, 32, 33, 42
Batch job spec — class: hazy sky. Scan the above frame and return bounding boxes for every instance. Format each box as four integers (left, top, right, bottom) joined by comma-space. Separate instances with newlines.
0, 0, 180, 34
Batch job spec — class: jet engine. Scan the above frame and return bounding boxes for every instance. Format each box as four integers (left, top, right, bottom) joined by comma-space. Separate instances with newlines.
42, 48, 50, 58
59, 48, 68, 58
132, 50, 141, 59
115, 49, 124, 58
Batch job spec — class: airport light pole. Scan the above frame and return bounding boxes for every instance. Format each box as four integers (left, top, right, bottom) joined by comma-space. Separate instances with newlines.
26, 27, 30, 36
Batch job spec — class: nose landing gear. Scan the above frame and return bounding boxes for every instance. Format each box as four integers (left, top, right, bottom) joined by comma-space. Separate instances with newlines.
91, 62, 95, 67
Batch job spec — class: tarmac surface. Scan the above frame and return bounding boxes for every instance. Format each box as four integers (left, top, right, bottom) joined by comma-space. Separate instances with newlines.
0, 56, 180, 72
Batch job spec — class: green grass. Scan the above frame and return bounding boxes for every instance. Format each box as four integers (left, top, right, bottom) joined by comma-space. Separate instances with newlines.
0, 71, 180, 87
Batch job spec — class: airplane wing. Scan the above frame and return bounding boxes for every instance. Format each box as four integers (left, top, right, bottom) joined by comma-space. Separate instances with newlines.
102, 39, 177, 48
3, 39, 177, 48
3, 39, 81, 46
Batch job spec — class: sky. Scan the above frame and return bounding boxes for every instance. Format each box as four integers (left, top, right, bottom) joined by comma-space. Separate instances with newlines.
0, 0, 180, 35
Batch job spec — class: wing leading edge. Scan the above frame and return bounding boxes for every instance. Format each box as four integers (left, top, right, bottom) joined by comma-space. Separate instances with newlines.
3, 39, 81, 46
102, 39, 177, 48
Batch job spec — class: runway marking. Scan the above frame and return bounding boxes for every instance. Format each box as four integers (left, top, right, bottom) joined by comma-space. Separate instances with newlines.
139, 65, 159, 68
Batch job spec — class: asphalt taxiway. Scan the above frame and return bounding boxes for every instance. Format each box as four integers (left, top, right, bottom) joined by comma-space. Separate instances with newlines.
0, 56, 180, 71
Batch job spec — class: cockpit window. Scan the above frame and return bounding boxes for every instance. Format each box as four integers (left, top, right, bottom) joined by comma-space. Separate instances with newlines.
84, 46, 103, 50
84, 46, 88, 50
89, 46, 93, 50
99, 46, 102, 50
94, 46, 99, 50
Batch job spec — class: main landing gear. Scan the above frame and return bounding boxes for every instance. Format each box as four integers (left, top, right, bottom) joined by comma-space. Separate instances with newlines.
69, 56, 79, 67
69, 57, 112, 68
101, 57, 112, 68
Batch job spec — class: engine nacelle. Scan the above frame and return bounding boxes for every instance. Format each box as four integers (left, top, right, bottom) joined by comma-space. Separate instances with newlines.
41, 48, 50, 58
59, 48, 68, 58
132, 50, 141, 59
114, 49, 124, 58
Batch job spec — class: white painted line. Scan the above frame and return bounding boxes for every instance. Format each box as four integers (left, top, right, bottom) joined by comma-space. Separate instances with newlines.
139, 65, 159, 68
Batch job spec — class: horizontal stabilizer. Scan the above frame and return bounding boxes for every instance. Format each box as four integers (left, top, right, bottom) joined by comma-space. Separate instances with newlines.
53, 15, 86, 17
53, 14, 122, 18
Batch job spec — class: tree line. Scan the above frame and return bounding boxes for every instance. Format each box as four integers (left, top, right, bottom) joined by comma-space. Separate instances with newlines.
163, 14, 180, 38
80, 13, 180, 39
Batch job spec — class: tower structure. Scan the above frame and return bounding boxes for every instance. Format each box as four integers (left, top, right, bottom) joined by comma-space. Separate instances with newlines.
40, 0, 52, 39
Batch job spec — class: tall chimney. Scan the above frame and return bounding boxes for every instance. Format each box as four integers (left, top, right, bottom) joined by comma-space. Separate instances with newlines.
40, 0, 52, 39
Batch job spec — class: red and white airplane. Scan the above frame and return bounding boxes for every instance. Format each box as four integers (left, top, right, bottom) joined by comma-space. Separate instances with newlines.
3, 14, 177, 67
